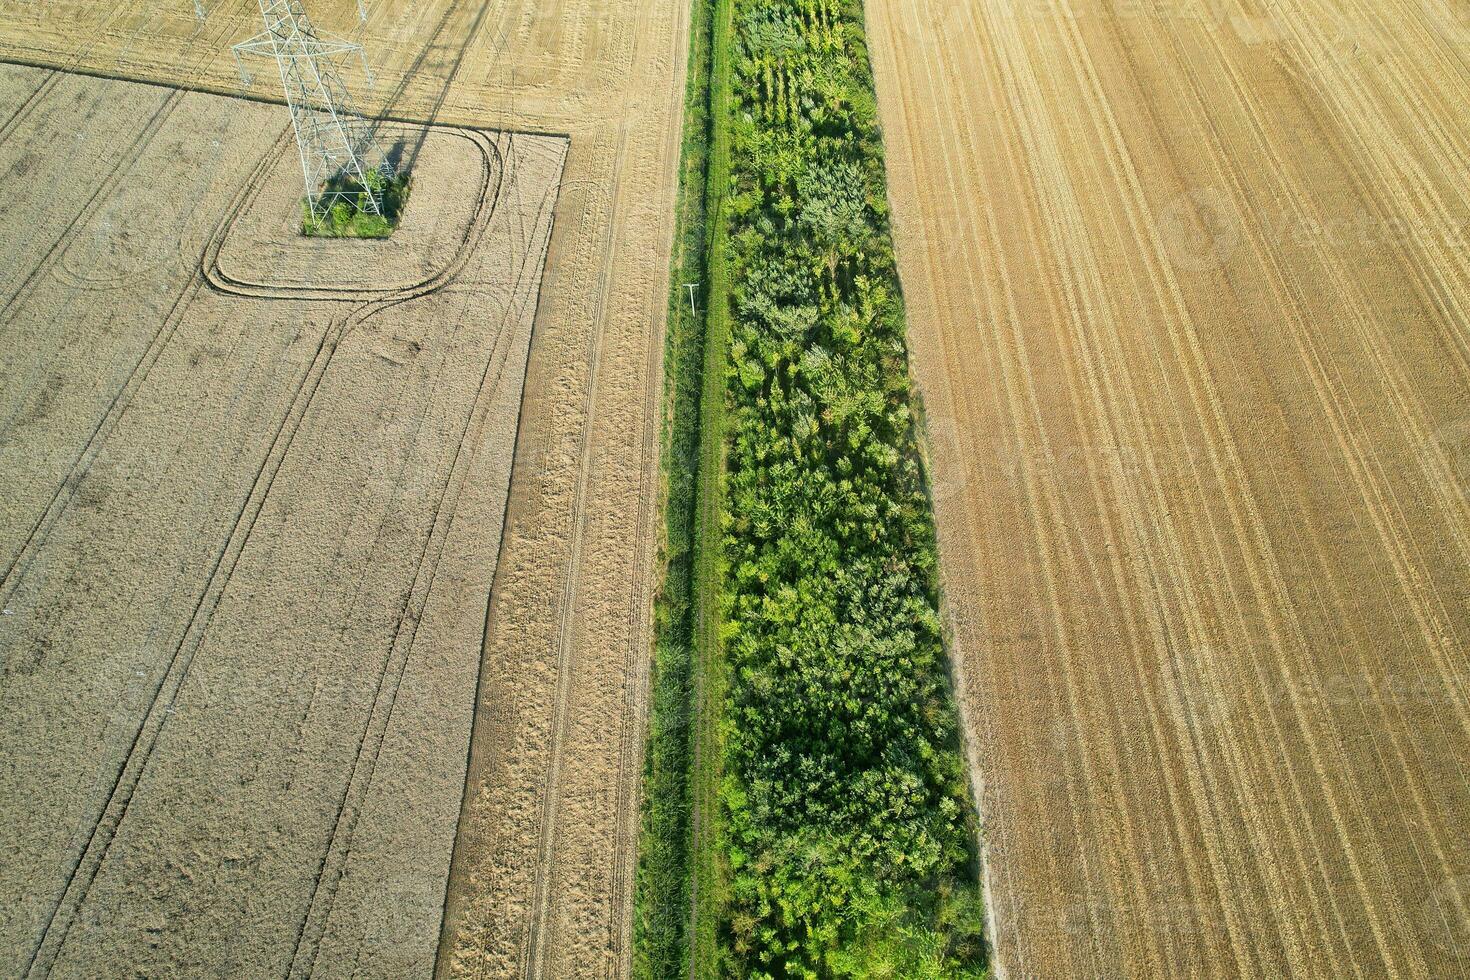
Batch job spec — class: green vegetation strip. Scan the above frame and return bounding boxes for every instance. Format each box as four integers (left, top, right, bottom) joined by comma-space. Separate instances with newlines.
632, 0, 719, 971
689, 0, 739, 974
636, 0, 987, 975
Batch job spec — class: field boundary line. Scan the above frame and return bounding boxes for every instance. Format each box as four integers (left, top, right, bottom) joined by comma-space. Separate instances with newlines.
0, 57, 575, 142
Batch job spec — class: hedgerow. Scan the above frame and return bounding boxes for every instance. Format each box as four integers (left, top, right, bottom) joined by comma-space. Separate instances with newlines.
714, 0, 987, 975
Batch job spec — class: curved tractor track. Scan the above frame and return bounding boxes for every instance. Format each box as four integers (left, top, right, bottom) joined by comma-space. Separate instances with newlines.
0, 62, 572, 979
0, 0, 691, 973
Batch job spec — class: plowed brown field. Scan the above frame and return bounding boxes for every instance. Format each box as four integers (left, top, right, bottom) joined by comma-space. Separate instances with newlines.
868, 0, 1470, 976
0, 0, 689, 976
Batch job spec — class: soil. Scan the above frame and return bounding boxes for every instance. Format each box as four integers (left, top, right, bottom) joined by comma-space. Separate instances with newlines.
867, 0, 1470, 975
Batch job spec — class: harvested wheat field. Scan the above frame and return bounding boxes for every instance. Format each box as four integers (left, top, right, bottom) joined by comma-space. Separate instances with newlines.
0, 0, 689, 975
868, 0, 1470, 975
0, 65, 567, 977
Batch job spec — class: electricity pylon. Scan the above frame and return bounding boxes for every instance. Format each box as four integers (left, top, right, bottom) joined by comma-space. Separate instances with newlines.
232, 0, 390, 219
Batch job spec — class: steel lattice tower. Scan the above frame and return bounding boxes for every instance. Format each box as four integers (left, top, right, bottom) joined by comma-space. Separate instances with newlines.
233, 0, 390, 219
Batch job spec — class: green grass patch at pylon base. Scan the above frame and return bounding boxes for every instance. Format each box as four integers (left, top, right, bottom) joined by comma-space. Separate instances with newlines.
301, 169, 413, 239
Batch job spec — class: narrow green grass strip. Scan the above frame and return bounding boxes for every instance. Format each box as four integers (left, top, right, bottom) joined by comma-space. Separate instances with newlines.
688, 0, 739, 973
630, 0, 723, 975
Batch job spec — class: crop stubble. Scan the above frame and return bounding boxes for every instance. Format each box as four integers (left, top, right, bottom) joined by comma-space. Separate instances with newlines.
0, 63, 570, 977
0, 0, 689, 975
868, 0, 1470, 975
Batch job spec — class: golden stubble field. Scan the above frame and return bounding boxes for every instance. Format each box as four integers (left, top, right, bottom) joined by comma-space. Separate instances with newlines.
868, 0, 1470, 975
0, 0, 689, 976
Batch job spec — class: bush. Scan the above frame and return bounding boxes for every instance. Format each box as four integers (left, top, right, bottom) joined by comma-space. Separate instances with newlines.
713, 0, 987, 975
301, 167, 412, 238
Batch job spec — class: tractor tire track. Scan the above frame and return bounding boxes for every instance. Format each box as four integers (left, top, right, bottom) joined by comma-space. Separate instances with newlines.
866, 0, 1470, 975
19, 123, 503, 979
287, 136, 560, 980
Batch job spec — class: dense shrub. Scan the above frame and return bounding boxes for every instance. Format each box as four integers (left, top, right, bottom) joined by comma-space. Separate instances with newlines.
716, 0, 987, 975
301, 167, 412, 238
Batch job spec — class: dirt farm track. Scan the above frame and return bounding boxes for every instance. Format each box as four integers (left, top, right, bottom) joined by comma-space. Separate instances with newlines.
869, 0, 1470, 975
0, 0, 689, 975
